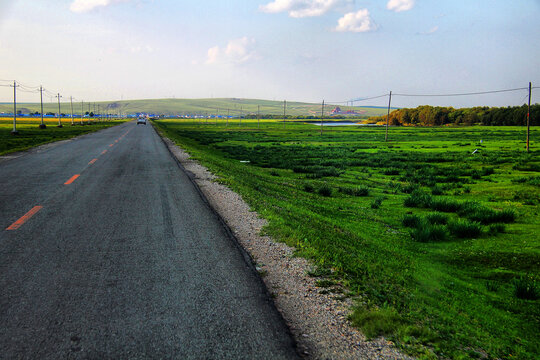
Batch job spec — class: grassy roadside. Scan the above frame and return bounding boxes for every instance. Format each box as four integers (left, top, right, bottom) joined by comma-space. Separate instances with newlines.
0, 118, 127, 155
154, 119, 539, 359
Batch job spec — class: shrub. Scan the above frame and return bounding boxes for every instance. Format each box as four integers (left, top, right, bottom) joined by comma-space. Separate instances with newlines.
513, 276, 539, 300
425, 212, 449, 225
270, 170, 280, 176
404, 190, 432, 208
318, 183, 332, 197
303, 183, 314, 193
410, 223, 448, 242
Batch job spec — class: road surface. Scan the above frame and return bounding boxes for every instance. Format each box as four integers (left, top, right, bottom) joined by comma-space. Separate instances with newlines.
0, 121, 298, 359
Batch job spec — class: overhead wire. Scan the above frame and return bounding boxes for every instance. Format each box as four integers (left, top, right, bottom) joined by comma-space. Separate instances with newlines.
392, 87, 528, 97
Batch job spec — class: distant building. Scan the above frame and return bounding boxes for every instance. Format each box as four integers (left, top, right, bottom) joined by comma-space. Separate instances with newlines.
330, 106, 359, 116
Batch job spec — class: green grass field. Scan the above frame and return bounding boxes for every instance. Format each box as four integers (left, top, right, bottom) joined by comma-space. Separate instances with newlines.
0, 117, 126, 155
153, 118, 539, 359
0, 98, 389, 117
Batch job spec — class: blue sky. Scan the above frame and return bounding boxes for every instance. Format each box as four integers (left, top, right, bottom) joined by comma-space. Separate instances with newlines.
0, 0, 539, 108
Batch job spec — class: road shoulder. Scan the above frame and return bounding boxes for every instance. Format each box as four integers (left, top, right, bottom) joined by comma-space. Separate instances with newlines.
158, 132, 413, 360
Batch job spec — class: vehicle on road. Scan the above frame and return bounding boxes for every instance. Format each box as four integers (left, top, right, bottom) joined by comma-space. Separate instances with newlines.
137, 117, 147, 125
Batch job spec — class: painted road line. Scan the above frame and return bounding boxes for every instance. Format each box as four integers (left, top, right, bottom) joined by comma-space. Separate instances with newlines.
6, 206, 43, 231
64, 174, 80, 185
88, 159, 98, 165
101, 150, 107, 155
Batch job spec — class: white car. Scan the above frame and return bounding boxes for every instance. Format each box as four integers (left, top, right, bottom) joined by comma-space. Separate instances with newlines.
137, 118, 147, 125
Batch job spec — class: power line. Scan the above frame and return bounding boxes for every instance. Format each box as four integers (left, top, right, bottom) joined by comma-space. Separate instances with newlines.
350, 94, 389, 103
393, 87, 528, 97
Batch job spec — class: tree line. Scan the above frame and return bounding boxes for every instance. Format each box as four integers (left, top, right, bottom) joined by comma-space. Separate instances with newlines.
367, 104, 539, 126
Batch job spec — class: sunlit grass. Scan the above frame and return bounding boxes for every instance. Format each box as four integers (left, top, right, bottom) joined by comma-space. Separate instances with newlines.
153, 119, 539, 359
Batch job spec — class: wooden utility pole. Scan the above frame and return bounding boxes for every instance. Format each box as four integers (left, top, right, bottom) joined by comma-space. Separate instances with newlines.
320, 100, 325, 136
56, 93, 63, 128
70, 96, 74, 125
39, 86, 46, 129
227, 109, 229, 127
81, 101, 84, 125
283, 100, 286, 128
385, 91, 392, 142
11, 81, 19, 134
257, 105, 260, 130
527, 82, 531, 152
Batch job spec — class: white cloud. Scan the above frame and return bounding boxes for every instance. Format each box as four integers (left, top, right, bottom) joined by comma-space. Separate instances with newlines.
206, 37, 257, 65
335, 9, 376, 33
70, 0, 129, 13
206, 46, 220, 64
418, 26, 439, 35
260, 0, 349, 18
386, 0, 415, 12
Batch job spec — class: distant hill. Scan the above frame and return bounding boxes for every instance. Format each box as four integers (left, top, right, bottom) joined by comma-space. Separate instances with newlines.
0, 98, 388, 117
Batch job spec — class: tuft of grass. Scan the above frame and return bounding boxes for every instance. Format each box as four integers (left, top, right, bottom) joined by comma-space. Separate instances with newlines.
488, 223, 506, 235
303, 183, 314, 193
349, 307, 402, 339
339, 185, 369, 197
318, 183, 332, 197
425, 212, 449, 225
410, 223, 448, 242
370, 197, 384, 209
513, 276, 539, 300
447, 219, 483, 238
404, 190, 432, 208
431, 185, 444, 195
460, 203, 516, 224
486, 281, 499, 292
402, 214, 422, 228
270, 169, 280, 176
429, 197, 463, 213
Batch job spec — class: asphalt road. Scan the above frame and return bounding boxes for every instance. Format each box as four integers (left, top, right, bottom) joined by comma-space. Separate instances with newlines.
0, 121, 298, 359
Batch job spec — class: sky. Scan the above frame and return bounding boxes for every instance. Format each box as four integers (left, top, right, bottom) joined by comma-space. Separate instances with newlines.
0, 0, 539, 108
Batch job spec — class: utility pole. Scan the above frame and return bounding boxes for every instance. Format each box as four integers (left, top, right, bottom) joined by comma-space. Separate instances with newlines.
56, 93, 63, 128
70, 96, 74, 125
216, 108, 219, 125
239, 107, 242, 126
283, 100, 286, 128
39, 86, 46, 129
11, 81, 19, 134
385, 91, 392, 142
227, 109, 229, 127
320, 100, 325, 136
257, 105, 260, 130
88, 103, 91, 123
81, 101, 84, 125
527, 82, 531, 152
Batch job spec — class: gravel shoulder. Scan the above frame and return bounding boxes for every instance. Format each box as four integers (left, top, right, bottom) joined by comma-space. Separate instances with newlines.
160, 134, 414, 360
